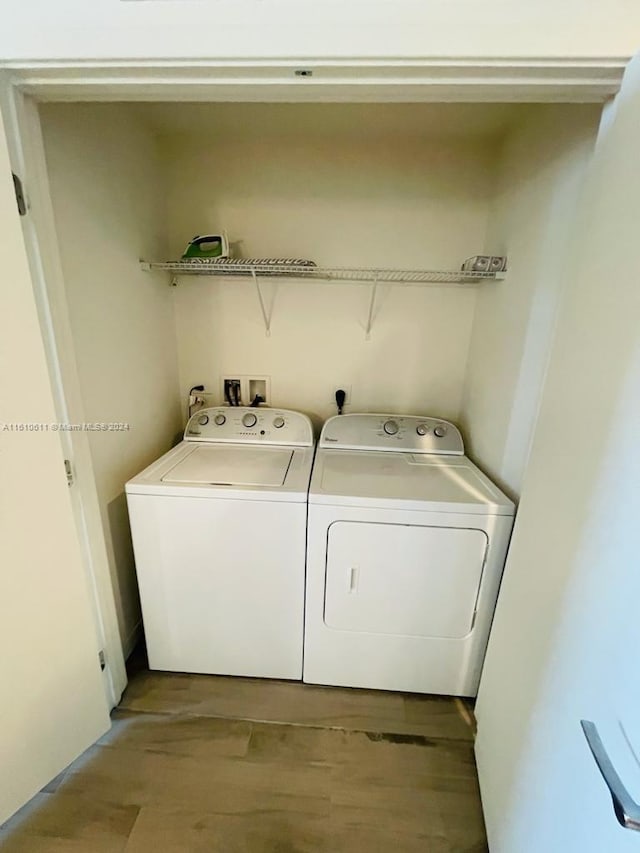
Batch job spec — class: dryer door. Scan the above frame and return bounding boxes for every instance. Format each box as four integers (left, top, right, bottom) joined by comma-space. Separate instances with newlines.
324, 521, 488, 639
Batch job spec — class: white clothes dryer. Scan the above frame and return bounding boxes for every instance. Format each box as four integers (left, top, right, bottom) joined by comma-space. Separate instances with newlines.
126, 407, 314, 679
303, 413, 515, 697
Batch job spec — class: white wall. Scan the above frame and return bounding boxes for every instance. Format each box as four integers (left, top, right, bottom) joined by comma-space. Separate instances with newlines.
459, 104, 601, 496
40, 103, 182, 654
475, 56, 640, 852
0, 0, 638, 61
162, 105, 498, 423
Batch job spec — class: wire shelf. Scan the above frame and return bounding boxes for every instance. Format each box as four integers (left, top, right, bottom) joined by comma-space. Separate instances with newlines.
140, 261, 504, 285
141, 259, 506, 338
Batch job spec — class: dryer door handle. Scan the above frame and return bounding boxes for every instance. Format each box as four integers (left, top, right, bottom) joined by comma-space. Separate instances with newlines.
348, 567, 358, 593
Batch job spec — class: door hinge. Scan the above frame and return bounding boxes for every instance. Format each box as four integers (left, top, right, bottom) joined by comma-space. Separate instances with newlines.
64, 458, 74, 486
12, 173, 27, 216
98, 650, 106, 671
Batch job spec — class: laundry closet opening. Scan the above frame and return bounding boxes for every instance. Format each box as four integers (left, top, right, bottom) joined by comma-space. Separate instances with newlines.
35, 99, 602, 664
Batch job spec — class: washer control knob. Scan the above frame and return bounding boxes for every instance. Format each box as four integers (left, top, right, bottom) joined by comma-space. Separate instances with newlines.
213, 413, 226, 426
273, 416, 285, 429
198, 414, 210, 426
416, 424, 429, 436
242, 412, 258, 428
434, 424, 448, 438
383, 419, 399, 436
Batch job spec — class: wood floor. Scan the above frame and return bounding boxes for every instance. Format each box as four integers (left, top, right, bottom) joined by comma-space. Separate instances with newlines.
0, 661, 488, 852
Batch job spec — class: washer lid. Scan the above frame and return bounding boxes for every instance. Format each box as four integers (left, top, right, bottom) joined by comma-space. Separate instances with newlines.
311, 450, 514, 514
162, 445, 294, 487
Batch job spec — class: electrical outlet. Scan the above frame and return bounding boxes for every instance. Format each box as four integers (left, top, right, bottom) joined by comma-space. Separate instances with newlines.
330, 385, 352, 410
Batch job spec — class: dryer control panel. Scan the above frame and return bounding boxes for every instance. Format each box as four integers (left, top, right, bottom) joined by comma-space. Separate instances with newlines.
319, 414, 464, 455
185, 407, 313, 447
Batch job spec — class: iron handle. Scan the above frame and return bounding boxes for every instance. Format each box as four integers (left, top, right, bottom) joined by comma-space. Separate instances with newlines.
581, 719, 640, 832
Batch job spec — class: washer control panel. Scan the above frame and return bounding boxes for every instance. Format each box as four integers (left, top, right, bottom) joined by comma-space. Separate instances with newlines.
319, 413, 464, 455
185, 407, 313, 447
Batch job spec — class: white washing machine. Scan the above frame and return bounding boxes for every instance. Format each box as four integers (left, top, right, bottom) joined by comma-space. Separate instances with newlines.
126, 406, 314, 679
303, 413, 515, 697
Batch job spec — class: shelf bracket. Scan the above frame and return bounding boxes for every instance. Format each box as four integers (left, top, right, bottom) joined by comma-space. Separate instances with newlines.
365, 274, 379, 340
140, 261, 178, 286
252, 270, 272, 337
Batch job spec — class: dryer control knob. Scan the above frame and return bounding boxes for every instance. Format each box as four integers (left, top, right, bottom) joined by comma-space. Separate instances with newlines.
434, 424, 448, 438
273, 416, 285, 429
242, 413, 258, 428
383, 419, 399, 436
198, 414, 210, 426
416, 424, 429, 436
213, 414, 226, 426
